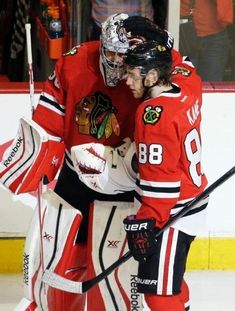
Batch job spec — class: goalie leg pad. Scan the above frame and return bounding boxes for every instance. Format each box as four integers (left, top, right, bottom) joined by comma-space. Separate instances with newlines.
86, 200, 145, 311
17, 189, 83, 311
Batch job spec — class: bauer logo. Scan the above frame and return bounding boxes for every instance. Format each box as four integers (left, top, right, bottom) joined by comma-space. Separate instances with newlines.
130, 275, 141, 311
23, 253, 29, 286
3, 137, 23, 167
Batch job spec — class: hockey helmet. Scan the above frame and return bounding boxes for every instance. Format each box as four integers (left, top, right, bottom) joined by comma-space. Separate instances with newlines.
123, 16, 174, 50
124, 40, 172, 82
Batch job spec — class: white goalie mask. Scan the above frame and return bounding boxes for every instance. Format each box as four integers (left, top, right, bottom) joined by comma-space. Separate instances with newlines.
100, 13, 130, 87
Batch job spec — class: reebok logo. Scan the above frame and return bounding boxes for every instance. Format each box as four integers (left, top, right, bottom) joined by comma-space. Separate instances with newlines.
3, 137, 23, 167
130, 275, 141, 310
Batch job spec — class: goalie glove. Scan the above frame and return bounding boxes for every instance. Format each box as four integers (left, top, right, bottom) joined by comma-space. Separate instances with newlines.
71, 138, 137, 194
123, 215, 159, 263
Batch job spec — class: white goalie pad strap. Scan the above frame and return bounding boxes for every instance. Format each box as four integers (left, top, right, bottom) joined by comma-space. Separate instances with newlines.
71, 138, 136, 194
0, 117, 64, 194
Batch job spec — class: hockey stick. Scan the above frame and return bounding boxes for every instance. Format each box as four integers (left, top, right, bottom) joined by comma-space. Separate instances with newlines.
25, 23, 35, 113
42, 165, 235, 294
25, 22, 47, 301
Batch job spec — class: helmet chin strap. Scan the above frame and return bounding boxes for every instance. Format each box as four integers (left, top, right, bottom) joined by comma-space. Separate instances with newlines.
141, 77, 158, 101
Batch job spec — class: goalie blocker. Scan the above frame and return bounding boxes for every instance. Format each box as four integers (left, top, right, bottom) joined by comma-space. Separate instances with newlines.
0, 117, 65, 194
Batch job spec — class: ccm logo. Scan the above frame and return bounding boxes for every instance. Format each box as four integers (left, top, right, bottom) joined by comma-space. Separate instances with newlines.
124, 223, 148, 231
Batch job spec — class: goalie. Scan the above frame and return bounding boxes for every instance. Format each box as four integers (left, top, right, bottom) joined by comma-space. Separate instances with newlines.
74, 41, 209, 311
0, 14, 177, 311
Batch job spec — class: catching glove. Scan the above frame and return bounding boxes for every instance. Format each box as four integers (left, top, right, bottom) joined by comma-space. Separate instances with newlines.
123, 215, 158, 263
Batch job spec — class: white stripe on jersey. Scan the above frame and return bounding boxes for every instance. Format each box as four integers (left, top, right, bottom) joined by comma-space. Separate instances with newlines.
136, 176, 181, 199
139, 179, 181, 188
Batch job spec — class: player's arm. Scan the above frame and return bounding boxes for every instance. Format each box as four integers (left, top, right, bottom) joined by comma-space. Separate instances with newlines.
33, 57, 66, 139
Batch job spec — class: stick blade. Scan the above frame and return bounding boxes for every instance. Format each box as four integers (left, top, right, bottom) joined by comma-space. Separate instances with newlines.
42, 269, 83, 294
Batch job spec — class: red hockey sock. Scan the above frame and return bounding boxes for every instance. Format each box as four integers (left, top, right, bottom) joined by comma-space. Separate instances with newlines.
178, 279, 190, 310
145, 293, 185, 311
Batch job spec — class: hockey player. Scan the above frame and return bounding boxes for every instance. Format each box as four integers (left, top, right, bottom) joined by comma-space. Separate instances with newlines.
23, 14, 176, 311
121, 41, 209, 311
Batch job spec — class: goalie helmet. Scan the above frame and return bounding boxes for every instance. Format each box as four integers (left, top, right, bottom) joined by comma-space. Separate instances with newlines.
124, 40, 172, 80
100, 13, 130, 87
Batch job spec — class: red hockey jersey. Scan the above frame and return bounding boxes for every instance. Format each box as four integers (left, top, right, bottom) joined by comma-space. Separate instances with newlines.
33, 41, 139, 157
134, 80, 208, 231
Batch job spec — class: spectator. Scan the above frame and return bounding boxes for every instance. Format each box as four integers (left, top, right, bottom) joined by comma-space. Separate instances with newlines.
89, 0, 154, 40
180, 0, 233, 81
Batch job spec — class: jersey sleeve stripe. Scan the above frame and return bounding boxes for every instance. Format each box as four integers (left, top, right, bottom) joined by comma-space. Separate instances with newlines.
137, 178, 181, 188
39, 92, 65, 115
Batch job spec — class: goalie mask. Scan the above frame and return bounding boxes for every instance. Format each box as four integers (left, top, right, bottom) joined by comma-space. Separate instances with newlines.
100, 13, 130, 87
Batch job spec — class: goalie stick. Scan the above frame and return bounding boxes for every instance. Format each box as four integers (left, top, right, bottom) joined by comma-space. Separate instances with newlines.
42, 165, 235, 294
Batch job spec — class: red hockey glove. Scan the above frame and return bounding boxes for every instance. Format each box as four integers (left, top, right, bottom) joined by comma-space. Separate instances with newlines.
123, 215, 158, 263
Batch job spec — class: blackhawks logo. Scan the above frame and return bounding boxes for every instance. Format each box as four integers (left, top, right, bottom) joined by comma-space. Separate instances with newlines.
171, 66, 191, 76
75, 91, 120, 139
63, 45, 81, 56
143, 105, 163, 125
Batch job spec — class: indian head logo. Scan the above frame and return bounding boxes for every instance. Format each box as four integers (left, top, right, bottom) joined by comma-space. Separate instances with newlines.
75, 91, 120, 139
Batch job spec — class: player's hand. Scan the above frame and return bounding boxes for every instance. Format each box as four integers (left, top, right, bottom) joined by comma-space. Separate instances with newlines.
123, 215, 159, 263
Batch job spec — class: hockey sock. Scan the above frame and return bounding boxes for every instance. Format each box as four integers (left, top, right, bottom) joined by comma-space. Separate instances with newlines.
178, 279, 190, 310
144, 293, 185, 311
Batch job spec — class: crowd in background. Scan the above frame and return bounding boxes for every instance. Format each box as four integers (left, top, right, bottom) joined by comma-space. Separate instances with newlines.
0, 0, 235, 82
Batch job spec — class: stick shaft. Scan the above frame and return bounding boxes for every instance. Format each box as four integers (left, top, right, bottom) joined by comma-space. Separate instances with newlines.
25, 23, 35, 113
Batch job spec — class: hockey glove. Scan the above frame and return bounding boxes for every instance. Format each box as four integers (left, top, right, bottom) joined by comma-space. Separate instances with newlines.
123, 215, 158, 263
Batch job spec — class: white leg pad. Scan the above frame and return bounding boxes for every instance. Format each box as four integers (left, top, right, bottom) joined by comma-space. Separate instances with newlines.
87, 200, 144, 311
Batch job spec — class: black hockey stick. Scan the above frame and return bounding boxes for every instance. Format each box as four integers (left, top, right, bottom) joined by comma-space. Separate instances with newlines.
42, 166, 235, 294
